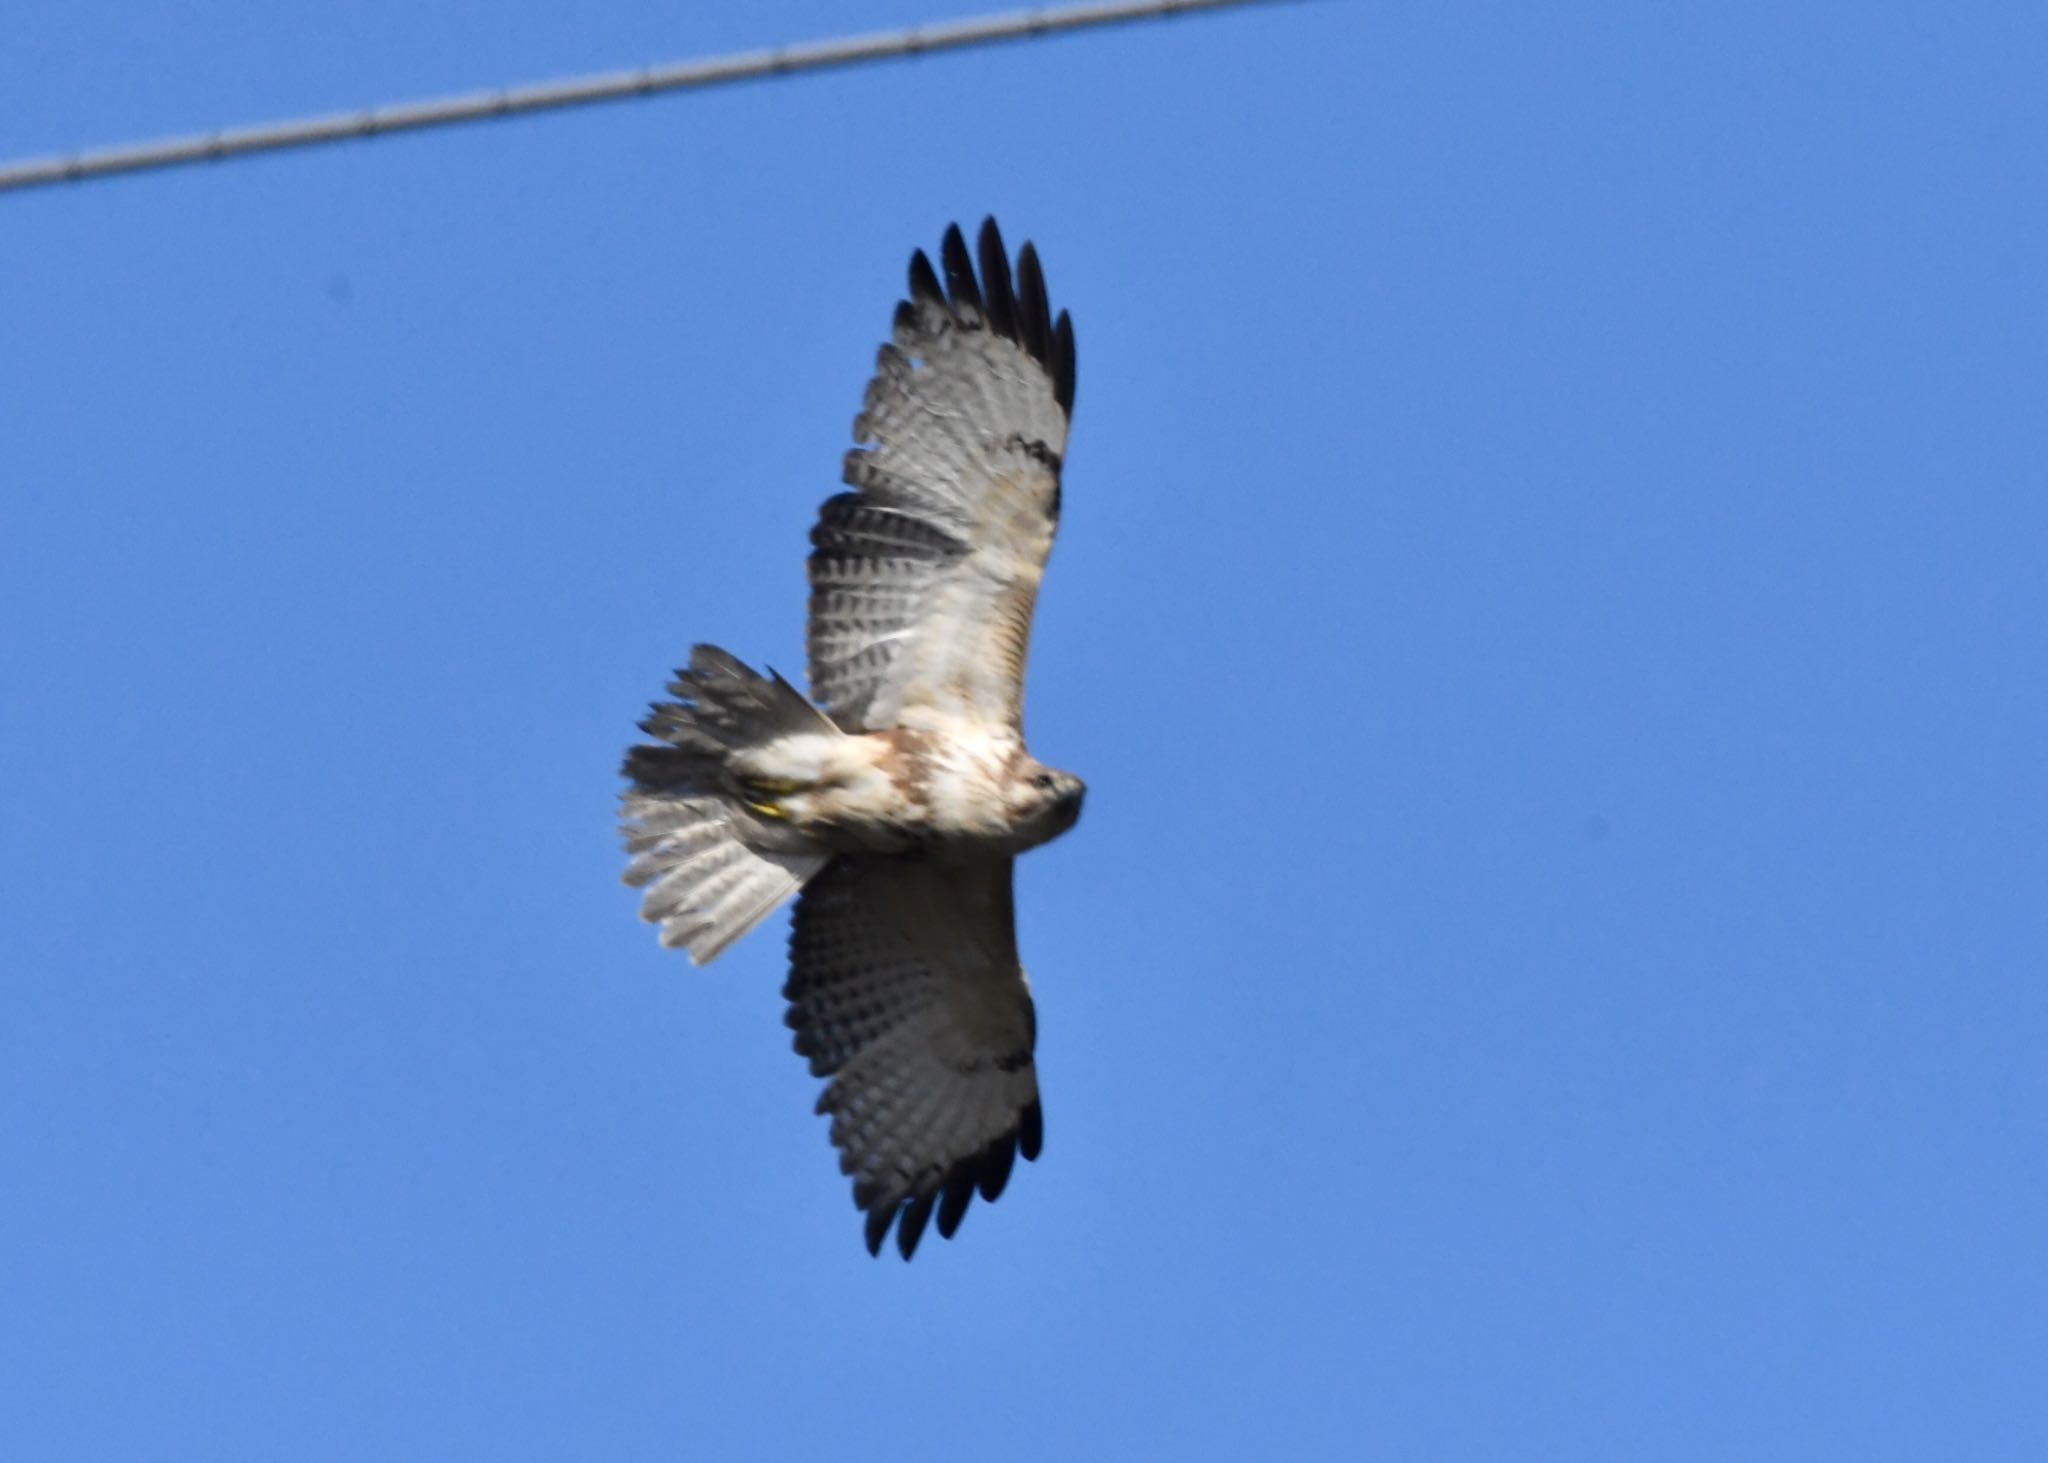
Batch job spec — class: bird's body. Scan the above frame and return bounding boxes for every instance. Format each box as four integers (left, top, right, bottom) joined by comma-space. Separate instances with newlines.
620, 219, 1081, 1258
731, 720, 1081, 857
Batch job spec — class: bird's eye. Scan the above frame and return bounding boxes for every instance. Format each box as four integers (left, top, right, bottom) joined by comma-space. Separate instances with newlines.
1032, 772, 1055, 792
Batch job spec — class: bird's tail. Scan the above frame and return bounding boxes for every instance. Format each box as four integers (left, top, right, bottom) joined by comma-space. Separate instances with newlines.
620, 645, 835, 965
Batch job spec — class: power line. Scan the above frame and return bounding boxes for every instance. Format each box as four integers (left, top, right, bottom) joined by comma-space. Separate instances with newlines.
0, 0, 1300, 195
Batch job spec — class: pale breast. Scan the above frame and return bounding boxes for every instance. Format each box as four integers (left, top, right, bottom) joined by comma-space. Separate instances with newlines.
917, 729, 1026, 843
782, 736, 926, 854
774, 718, 1027, 853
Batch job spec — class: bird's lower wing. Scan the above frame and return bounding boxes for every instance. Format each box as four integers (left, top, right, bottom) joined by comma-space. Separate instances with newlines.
784, 855, 1042, 1258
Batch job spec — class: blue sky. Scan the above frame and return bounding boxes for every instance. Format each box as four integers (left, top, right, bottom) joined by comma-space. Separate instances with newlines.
4, 1, 2045, 1457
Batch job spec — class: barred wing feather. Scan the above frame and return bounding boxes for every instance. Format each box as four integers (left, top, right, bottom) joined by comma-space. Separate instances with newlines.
784, 856, 1042, 1259
808, 217, 1075, 734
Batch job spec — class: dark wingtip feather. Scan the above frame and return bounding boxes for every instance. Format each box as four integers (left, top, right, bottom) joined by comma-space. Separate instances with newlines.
936, 1171, 976, 1239
976, 217, 1019, 342
1014, 241, 1052, 367
1053, 310, 1077, 417
939, 223, 982, 318
977, 1132, 1018, 1202
896, 1194, 935, 1259
1019, 1100, 1044, 1162
864, 1205, 891, 1257
902, 221, 1075, 420
907, 247, 943, 305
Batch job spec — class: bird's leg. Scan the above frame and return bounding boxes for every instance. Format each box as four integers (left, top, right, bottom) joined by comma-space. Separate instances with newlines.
735, 774, 806, 821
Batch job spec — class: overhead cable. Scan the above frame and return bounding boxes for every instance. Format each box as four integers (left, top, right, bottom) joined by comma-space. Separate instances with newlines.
0, 0, 1298, 195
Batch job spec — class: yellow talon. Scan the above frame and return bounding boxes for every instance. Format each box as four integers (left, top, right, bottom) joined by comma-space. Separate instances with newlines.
737, 774, 798, 819
737, 775, 804, 820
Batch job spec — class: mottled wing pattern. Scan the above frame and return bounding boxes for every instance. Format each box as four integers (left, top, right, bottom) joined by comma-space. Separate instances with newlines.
809, 217, 1076, 734
785, 856, 1043, 1258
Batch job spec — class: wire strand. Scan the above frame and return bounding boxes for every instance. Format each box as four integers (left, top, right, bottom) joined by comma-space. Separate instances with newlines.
0, 0, 1299, 195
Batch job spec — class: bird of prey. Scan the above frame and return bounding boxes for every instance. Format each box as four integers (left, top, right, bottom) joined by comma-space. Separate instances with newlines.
620, 219, 1082, 1259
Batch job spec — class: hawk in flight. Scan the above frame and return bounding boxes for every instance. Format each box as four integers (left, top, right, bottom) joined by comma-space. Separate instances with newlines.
620, 219, 1082, 1258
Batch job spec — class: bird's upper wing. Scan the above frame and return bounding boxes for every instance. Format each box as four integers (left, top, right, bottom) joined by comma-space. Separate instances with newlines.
784, 855, 1042, 1258
807, 217, 1075, 734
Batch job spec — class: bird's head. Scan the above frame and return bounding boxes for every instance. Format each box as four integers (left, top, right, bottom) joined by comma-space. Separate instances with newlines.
1009, 759, 1086, 845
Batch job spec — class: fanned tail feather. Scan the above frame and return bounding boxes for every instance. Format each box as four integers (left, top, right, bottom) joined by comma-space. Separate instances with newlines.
621, 645, 834, 964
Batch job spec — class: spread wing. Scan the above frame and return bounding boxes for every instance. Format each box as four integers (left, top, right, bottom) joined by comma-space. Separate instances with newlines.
808, 217, 1076, 735
784, 856, 1043, 1259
